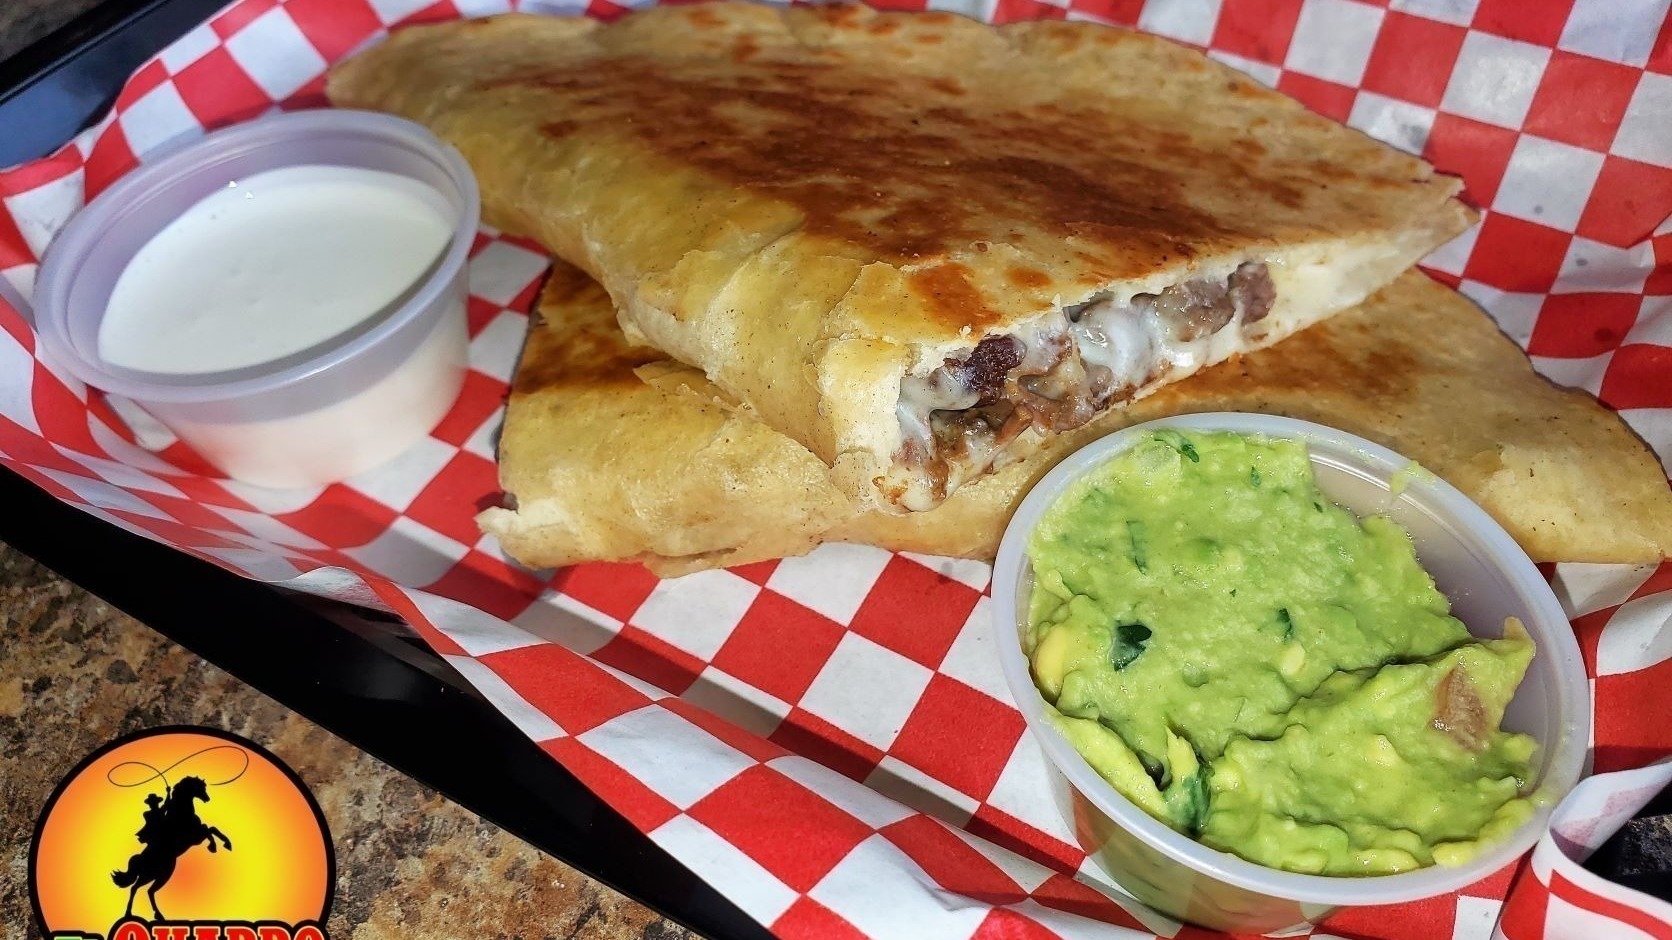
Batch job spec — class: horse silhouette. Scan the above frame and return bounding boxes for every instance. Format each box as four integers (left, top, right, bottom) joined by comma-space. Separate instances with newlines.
110, 776, 233, 920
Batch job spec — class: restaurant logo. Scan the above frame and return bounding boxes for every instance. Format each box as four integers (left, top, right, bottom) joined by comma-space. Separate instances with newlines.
30, 727, 334, 940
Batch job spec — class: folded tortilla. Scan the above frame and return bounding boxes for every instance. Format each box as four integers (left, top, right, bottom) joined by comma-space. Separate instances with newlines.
330, 3, 1474, 513
479, 264, 1672, 575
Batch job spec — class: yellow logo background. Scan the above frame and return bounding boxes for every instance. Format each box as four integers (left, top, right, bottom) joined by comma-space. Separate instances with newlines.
32, 727, 332, 935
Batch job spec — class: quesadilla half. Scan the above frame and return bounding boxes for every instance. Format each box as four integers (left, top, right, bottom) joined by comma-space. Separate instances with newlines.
479, 263, 1672, 575
482, 264, 853, 573
330, 3, 1475, 513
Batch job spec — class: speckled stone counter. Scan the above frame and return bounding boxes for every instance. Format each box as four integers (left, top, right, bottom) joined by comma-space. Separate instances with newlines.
0, 0, 104, 61
0, 543, 699, 940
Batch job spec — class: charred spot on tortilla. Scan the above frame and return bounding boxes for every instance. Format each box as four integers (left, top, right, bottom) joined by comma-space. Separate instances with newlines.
907, 264, 1004, 331
511, 271, 666, 394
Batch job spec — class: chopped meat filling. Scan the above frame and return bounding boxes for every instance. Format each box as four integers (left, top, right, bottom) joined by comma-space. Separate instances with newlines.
898, 262, 1276, 499
961, 334, 1024, 404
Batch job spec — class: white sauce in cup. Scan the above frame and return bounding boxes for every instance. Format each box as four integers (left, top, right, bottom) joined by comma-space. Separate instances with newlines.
99, 164, 453, 376
34, 111, 481, 491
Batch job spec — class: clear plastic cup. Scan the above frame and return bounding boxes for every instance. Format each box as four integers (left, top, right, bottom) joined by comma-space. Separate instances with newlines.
990, 413, 1591, 935
33, 109, 481, 488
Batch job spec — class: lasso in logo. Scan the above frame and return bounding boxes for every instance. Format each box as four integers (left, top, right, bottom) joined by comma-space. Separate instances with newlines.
30, 727, 335, 940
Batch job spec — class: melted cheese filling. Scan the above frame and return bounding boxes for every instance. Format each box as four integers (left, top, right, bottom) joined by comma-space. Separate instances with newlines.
893, 263, 1275, 511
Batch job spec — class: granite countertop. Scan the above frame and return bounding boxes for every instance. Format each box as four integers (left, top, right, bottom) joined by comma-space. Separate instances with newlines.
0, 0, 104, 61
0, 542, 699, 940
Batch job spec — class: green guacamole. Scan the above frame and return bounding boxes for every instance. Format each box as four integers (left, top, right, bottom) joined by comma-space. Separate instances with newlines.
1026, 430, 1537, 876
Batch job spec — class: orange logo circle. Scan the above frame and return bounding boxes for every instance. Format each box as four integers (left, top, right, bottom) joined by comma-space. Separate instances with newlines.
30, 727, 334, 939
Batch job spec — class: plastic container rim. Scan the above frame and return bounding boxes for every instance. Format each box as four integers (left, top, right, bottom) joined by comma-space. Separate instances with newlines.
32, 108, 480, 404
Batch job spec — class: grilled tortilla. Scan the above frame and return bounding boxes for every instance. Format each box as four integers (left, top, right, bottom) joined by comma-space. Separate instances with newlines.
482, 264, 853, 574
478, 264, 1672, 575
330, 3, 1475, 513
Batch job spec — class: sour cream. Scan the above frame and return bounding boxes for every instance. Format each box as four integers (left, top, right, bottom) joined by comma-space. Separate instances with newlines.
34, 110, 480, 491
99, 164, 453, 375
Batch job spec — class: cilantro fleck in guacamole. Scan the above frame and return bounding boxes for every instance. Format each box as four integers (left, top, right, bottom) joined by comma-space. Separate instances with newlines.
1026, 429, 1537, 876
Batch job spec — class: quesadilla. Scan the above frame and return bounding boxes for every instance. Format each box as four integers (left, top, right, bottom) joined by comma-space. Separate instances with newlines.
330, 3, 1475, 513
479, 263, 1672, 575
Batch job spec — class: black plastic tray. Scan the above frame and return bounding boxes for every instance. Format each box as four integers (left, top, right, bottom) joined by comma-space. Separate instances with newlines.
0, 4, 764, 937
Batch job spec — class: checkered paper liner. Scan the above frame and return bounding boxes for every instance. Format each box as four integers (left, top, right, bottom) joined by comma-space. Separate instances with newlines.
1, 0, 1669, 937
1494, 759, 1672, 940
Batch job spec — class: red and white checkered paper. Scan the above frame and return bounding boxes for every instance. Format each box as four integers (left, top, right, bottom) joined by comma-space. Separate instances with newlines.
3, 0, 1670, 937
1493, 759, 1672, 940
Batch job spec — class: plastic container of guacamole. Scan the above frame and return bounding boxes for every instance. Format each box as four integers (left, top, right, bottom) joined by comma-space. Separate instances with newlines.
991, 413, 1589, 936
